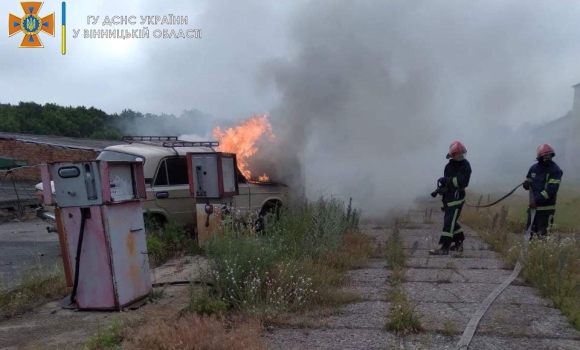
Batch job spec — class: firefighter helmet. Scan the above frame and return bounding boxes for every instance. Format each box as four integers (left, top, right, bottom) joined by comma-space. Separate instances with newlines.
446, 140, 467, 159
536, 143, 555, 160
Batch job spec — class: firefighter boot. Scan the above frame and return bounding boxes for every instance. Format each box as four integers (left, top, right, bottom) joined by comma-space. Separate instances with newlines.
429, 237, 451, 255
450, 233, 465, 252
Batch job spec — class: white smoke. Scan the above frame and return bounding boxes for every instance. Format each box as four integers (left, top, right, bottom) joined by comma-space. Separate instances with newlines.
251, 0, 580, 217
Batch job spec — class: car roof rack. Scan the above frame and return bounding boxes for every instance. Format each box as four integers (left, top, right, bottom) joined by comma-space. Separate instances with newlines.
162, 141, 220, 148
121, 136, 220, 149
122, 136, 178, 142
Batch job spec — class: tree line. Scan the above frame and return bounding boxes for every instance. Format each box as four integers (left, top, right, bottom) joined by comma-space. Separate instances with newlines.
0, 101, 212, 140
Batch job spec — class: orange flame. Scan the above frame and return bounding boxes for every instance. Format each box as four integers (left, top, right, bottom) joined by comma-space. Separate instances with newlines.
212, 114, 275, 181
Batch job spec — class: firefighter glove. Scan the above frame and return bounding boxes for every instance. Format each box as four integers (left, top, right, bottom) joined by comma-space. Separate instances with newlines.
438, 177, 448, 187
523, 180, 530, 191
529, 201, 537, 209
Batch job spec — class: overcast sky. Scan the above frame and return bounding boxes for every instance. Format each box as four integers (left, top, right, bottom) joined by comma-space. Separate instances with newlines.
1, 0, 580, 124
2, 0, 296, 120
3, 0, 580, 213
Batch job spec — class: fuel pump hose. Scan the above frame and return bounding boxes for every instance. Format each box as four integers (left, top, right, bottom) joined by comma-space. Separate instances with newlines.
70, 207, 90, 304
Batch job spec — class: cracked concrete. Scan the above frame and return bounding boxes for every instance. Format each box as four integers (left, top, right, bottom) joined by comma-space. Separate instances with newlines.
263, 208, 580, 350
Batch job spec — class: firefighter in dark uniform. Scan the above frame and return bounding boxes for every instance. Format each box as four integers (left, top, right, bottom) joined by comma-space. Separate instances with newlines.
430, 140, 472, 255
523, 143, 563, 240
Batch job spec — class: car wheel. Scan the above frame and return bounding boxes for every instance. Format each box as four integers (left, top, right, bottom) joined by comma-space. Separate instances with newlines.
144, 213, 167, 231
255, 202, 281, 233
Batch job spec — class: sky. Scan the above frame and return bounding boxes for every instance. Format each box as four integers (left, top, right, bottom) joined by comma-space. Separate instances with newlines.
3, 0, 580, 215
2, 0, 295, 119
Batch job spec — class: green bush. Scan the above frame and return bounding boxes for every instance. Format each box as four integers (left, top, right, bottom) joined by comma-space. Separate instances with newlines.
201, 196, 361, 319
145, 220, 198, 267
188, 288, 228, 316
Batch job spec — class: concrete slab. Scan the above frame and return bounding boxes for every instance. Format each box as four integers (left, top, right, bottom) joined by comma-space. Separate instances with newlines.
477, 303, 580, 340
404, 268, 513, 284
346, 267, 389, 287
399, 228, 480, 239
406, 257, 509, 270
337, 285, 388, 302
468, 335, 580, 350
364, 259, 387, 270
263, 328, 397, 350
399, 228, 438, 237
496, 285, 556, 307
403, 248, 501, 259
402, 281, 542, 304
392, 333, 459, 350
316, 301, 389, 330
150, 255, 209, 285
414, 302, 477, 332
402, 238, 439, 250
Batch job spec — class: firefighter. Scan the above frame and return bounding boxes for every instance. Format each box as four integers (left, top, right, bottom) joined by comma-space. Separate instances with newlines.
523, 143, 563, 240
429, 140, 472, 255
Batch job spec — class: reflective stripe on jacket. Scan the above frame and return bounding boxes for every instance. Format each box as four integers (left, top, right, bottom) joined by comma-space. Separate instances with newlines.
526, 160, 563, 210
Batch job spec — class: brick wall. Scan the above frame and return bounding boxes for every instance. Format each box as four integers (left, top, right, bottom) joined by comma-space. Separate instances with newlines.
0, 140, 99, 182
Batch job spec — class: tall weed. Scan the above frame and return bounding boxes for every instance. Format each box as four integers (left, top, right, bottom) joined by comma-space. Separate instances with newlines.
201, 196, 366, 320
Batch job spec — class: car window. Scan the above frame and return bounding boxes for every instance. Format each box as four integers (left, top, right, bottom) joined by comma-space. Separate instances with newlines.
154, 157, 188, 186
154, 160, 168, 186
97, 150, 144, 163
166, 157, 189, 185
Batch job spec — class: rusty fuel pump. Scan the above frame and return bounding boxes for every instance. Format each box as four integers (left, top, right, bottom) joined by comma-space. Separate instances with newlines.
186, 152, 239, 245
40, 159, 152, 310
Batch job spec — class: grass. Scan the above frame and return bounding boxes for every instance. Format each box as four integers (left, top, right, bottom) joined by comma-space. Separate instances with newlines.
145, 219, 201, 267
124, 315, 266, 350
0, 264, 69, 319
195, 196, 371, 321
442, 320, 457, 336
383, 221, 423, 335
385, 288, 423, 335
116, 196, 371, 348
84, 319, 124, 350
461, 187, 580, 331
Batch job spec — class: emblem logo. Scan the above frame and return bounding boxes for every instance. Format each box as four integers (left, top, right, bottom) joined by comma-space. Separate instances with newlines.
8, 2, 55, 48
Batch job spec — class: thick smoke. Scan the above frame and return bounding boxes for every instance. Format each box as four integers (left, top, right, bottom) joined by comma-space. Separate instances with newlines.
249, 0, 580, 217
104, 0, 579, 218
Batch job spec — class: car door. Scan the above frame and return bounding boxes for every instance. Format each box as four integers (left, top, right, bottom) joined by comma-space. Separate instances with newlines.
151, 156, 196, 226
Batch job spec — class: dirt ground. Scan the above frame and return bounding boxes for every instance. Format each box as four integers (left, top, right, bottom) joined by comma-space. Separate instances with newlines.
0, 284, 191, 350
0, 254, 206, 350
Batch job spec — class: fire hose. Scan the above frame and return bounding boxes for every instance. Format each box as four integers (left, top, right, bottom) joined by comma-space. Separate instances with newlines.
454, 188, 535, 349
464, 182, 525, 208
431, 181, 525, 208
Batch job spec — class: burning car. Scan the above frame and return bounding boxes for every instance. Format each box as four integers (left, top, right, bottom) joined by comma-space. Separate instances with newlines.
97, 136, 289, 229
36, 114, 289, 237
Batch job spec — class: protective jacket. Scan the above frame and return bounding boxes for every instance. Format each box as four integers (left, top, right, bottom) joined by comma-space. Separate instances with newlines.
441, 159, 472, 207
525, 160, 563, 210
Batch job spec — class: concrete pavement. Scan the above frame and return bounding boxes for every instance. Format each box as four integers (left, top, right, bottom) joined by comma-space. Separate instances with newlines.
264, 208, 580, 350
0, 218, 61, 291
